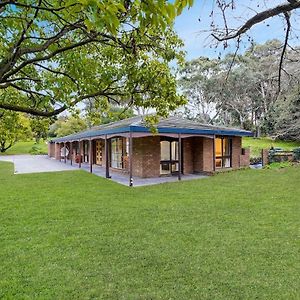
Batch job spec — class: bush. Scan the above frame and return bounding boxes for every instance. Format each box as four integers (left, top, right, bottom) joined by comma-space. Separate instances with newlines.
264, 161, 293, 169
293, 148, 300, 161
29, 144, 46, 155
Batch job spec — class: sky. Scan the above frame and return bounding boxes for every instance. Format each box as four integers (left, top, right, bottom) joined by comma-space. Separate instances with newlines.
174, 0, 300, 60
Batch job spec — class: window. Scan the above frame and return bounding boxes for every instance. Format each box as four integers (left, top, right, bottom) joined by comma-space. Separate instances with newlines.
111, 138, 124, 169
160, 141, 170, 161
215, 137, 232, 168
160, 139, 179, 175
83, 141, 89, 163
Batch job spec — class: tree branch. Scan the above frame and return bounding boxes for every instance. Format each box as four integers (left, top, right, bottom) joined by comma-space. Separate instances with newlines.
0, 1, 79, 12
278, 12, 291, 92
212, 0, 300, 41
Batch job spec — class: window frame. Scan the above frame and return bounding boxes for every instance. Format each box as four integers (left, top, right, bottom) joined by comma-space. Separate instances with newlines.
110, 137, 126, 169
215, 136, 232, 169
160, 138, 180, 175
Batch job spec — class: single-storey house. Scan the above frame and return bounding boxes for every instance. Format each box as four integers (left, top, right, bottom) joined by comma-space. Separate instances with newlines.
48, 116, 252, 186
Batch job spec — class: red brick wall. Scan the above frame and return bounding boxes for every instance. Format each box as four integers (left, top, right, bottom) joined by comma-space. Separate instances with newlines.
48, 143, 55, 157
132, 136, 161, 178
131, 136, 215, 177
55, 143, 61, 160
193, 137, 203, 172
183, 138, 193, 174
202, 137, 214, 172
240, 148, 250, 168
262, 149, 269, 166
232, 136, 241, 169
70, 142, 76, 162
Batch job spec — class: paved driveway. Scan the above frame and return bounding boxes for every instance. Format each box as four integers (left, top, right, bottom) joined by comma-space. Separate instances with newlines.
0, 155, 208, 186
0, 155, 75, 174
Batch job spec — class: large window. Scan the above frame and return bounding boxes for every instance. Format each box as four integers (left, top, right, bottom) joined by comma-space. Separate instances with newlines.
83, 141, 89, 163
160, 139, 179, 175
111, 138, 124, 169
215, 137, 232, 168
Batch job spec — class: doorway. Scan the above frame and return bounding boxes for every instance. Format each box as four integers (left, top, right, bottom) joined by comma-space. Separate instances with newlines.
95, 140, 103, 165
160, 139, 181, 175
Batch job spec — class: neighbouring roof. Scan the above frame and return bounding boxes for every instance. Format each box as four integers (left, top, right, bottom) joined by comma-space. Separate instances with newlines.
51, 115, 253, 143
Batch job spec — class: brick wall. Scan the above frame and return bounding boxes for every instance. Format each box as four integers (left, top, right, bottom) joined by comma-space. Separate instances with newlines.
132, 136, 161, 178
262, 149, 269, 166
54, 143, 61, 160
202, 137, 214, 172
48, 143, 55, 157
193, 137, 203, 172
70, 142, 76, 162
183, 138, 193, 174
240, 148, 250, 168
232, 136, 241, 169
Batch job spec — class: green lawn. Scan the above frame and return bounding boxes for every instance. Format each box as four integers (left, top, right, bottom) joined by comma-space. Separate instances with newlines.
0, 162, 299, 299
0, 140, 48, 155
242, 137, 300, 157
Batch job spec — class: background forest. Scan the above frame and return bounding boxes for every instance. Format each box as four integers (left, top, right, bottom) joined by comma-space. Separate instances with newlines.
179, 39, 300, 141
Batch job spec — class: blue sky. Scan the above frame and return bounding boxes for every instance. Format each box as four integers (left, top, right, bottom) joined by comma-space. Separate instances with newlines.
174, 0, 299, 60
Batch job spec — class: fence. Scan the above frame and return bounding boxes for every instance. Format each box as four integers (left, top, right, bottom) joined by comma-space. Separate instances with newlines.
261, 148, 300, 165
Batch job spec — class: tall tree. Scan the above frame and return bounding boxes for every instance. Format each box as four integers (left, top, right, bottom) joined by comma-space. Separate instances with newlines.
30, 117, 51, 143
0, 110, 31, 152
207, 0, 300, 90
179, 40, 300, 137
50, 116, 87, 138
0, 0, 192, 118
274, 88, 300, 141
178, 57, 221, 123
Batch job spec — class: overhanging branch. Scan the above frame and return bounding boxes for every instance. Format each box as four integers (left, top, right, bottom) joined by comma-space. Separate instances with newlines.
212, 0, 300, 41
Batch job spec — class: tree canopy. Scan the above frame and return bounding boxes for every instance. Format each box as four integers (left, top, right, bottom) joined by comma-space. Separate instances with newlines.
179, 40, 300, 141
206, 0, 300, 90
0, 0, 193, 118
0, 110, 32, 152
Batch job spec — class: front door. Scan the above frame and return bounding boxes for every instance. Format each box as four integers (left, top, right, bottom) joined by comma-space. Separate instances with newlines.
160, 139, 180, 175
95, 140, 103, 165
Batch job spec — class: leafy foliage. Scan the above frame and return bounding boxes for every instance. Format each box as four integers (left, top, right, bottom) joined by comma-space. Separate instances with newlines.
30, 117, 52, 143
29, 144, 47, 155
84, 103, 134, 127
179, 40, 300, 140
0, 110, 32, 152
0, 0, 192, 118
50, 116, 87, 137
274, 88, 300, 141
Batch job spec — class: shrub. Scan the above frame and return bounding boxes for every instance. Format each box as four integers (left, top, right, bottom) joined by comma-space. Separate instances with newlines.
29, 144, 46, 155
264, 161, 293, 169
293, 148, 300, 161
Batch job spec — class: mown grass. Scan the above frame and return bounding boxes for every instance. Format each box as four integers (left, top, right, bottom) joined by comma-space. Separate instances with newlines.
242, 137, 300, 157
0, 162, 299, 299
0, 141, 48, 155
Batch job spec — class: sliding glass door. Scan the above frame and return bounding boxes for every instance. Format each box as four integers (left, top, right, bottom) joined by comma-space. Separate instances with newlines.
160, 139, 180, 175
215, 137, 232, 168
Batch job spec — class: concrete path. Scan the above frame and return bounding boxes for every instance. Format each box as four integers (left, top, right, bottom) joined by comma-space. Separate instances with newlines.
0, 155, 208, 186
0, 155, 75, 174
78, 162, 208, 186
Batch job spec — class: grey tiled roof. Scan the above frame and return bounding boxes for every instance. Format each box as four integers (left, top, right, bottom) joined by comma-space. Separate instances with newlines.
51, 115, 252, 142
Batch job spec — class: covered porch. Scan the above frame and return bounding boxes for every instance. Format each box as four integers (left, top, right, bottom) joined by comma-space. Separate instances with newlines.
49, 132, 216, 186
48, 116, 252, 186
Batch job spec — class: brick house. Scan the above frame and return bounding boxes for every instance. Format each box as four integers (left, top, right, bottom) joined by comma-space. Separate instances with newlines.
48, 116, 252, 186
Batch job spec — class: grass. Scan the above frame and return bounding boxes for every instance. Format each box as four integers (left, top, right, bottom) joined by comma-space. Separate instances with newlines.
0, 162, 299, 299
242, 137, 300, 157
0, 140, 48, 155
